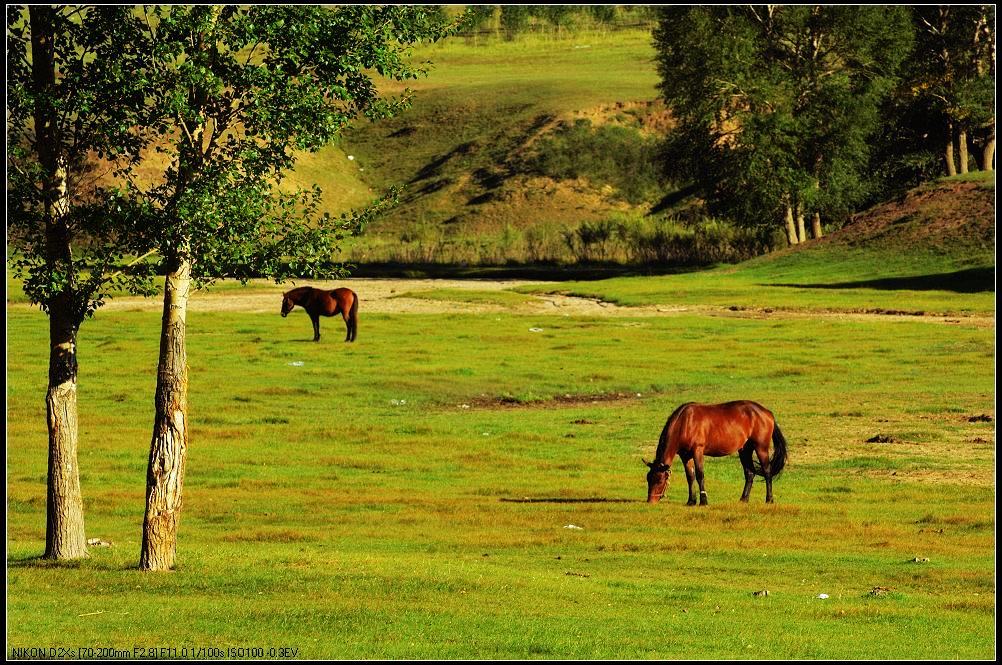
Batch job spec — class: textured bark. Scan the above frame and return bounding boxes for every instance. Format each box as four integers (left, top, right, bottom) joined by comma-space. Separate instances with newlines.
811, 212, 823, 239
945, 120, 957, 176
140, 257, 191, 571
795, 205, 807, 243
31, 5, 88, 560
958, 127, 969, 174
983, 136, 995, 172
784, 204, 799, 245
44, 308, 87, 560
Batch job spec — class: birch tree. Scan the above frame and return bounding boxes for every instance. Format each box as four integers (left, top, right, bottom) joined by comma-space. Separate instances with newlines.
7, 6, 157, 560
128, 5, 458, 571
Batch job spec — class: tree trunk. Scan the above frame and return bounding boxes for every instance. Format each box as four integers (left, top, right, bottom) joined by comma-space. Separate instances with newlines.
795, 205, 807, 243
945, 120, 957, 176
984, 134, 995, 172
811, 212, 823, 239
31, 5, 88, 560
140, 255, 191, 571
958, 127, 969, 173
784, 203, 799, 245
140, 5, 219, 571
44, 305, 87, 559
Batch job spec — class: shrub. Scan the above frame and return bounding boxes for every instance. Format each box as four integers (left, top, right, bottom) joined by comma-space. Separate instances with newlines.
526, 119, 662, 204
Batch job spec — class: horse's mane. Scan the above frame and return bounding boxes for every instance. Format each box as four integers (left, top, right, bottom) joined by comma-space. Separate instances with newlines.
654, 402, 695, 461
284, 285, 314, 298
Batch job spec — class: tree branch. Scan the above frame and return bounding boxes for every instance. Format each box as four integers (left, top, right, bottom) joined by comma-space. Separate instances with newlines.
99, 249, 160, 285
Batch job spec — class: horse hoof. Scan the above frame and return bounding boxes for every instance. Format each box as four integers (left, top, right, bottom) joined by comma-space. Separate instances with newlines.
686, 500, 697, 506
699, 498, 709, 506
740, 497, 749, 503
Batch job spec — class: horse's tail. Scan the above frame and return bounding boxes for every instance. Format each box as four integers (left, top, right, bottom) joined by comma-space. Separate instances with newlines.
348, 291, 359, 341
767, 423, 788, 478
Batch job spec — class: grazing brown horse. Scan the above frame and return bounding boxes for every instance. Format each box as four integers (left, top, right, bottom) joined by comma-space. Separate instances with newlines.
643, 400, 787, 505
281, 286, 358, 342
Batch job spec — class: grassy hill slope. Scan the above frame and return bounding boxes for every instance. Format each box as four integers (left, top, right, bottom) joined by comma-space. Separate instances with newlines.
332, 30, 666, 262
518, 172, 996, 315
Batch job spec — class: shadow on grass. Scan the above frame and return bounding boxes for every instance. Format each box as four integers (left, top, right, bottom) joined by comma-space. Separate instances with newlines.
500, 497, 638, 503
771, 267, 994, 293
8, 553, 151, 572
7, 554, 87, 569
350, 261, 709, 282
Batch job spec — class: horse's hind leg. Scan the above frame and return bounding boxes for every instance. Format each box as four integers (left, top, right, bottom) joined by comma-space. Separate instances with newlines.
755, 444, 774, 504
341, 310, 351, 342
739, 442, 756, 502
311, 314, 321, 342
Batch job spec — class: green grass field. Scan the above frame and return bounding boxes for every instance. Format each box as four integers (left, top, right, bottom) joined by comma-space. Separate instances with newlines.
6, 262, 995, 658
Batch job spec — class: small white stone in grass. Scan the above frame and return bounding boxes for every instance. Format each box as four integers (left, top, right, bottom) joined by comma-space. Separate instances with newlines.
817, 593, 829, 599
529, 327, 544, 332
288, 361, 304, 367
563, 524, 584, 530
347, 155, 354, 160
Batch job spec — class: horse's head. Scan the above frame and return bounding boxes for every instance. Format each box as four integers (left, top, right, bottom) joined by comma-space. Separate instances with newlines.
281, 294, 295, 317
643, 458, 671, 503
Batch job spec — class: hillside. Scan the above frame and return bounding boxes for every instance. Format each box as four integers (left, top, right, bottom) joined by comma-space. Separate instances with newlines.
726, 171, 995, 280
330, 30, 668, 263
519, 173, 996, 315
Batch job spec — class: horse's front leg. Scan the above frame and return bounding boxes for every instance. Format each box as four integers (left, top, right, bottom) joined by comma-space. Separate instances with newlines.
311, 314, 321, 342
679, 452, 697, 506
694, 448, 708, 506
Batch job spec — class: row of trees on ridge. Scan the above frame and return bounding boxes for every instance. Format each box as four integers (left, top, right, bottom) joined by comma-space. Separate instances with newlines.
653, 5, 995, 245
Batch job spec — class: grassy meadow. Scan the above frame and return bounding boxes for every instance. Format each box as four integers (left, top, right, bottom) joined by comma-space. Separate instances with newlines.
5, 16, 996, 660
6, 261, 995, 658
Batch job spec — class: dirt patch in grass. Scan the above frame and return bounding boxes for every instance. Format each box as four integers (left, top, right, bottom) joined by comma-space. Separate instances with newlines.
499, 497, 636, 503
470, 390, 646, 410
56, 277, 994, 327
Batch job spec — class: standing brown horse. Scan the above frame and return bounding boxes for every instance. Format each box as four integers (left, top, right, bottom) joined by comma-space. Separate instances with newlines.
281, 286, 358, 342
643, 401, 787, 505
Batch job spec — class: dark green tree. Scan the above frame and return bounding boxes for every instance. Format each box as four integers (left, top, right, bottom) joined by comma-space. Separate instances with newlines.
589, 6, 618, 28
654, 6, 913, 244
500, 5, 532, 40
459, 5, 497, 37
126, 5, 458, 571
7, 6, 158, 560
901, 6, 995, 176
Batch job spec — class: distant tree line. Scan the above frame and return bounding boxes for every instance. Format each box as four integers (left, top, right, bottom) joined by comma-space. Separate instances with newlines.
653, 5, 995, 245
448, 5, 656, 40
